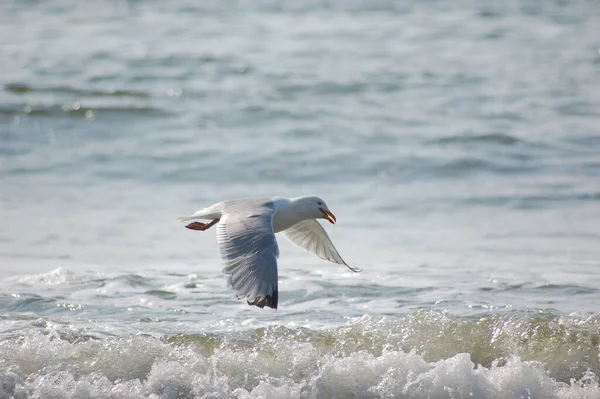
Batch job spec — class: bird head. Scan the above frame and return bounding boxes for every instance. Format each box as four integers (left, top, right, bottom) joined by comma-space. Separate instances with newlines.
295, 196, 336, 224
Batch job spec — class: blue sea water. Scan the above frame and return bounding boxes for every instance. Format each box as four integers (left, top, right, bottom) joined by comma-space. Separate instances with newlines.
1, 1, 600, 397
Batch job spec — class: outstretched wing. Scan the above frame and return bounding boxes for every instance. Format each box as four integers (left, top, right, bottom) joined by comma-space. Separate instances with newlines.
216, 204, 280, 309
282, 219, 361, 272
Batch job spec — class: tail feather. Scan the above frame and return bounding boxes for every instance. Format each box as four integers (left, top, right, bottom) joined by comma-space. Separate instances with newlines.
176, 215, 200, 222
177, 206, 220, 223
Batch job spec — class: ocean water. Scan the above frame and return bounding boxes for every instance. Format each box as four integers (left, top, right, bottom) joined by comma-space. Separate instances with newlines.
1, 0, 600, 397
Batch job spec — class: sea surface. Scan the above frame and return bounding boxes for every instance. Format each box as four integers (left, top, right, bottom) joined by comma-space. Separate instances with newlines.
1, 1, 600, 398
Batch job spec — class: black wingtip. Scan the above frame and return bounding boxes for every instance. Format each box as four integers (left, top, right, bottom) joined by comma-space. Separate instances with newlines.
345, 263, 361, 273
247, 287, 278, 310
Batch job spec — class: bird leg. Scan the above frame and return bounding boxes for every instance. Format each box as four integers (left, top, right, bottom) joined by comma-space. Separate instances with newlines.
185, 218, 220, 231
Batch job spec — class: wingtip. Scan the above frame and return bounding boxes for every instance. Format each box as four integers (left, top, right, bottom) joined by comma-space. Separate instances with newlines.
245, 285, 279, 309
343, 262, 361, 273
247, 293, 278, 309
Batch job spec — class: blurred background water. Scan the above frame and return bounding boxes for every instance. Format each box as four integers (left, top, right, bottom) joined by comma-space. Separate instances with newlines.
1, 1, 600, 398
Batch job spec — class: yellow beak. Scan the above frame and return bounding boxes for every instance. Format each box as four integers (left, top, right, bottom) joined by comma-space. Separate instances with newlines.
319, 208, 336, 224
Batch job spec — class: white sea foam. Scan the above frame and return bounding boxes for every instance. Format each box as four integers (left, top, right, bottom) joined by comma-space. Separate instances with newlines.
1, 315, 599, 399
14, 268, 76, 287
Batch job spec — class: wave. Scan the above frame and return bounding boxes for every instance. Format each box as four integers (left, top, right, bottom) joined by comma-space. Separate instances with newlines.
0, 311, 598, 398
0, 103, 170, 118
431, 133, 523, 146
4, 83, 151, 98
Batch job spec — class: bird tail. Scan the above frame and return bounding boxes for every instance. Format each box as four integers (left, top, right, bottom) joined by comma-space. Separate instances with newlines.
176, 215, 200, 222
176, 206, 221, 223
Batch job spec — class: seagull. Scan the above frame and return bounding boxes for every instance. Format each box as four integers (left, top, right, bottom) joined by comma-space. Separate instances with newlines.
178, 196, 360, 309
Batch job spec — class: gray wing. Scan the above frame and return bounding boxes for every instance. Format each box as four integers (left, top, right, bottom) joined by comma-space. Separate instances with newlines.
216, 203, 280, 309
282, 219, 361, 272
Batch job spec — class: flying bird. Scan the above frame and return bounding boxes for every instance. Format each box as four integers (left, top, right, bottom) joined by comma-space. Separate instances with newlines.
178, 196, 360, 309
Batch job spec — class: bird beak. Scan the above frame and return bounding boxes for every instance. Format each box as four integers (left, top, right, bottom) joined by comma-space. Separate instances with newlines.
319, 208, 336, 224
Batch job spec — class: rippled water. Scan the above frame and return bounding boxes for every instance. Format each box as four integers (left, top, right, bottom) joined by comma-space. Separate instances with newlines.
1, 1, 600, 397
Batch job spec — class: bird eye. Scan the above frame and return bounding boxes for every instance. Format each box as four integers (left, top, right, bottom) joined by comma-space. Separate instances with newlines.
317, 201, 322, 205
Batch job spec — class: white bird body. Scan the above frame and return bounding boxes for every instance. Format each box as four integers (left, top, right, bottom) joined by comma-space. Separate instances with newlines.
179, 196, 360, 309
180, 197, 304, 232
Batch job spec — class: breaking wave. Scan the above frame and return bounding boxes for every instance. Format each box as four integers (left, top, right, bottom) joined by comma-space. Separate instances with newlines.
1, 311, 599, 398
